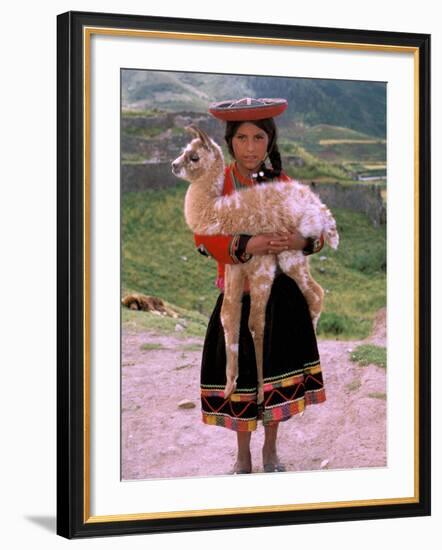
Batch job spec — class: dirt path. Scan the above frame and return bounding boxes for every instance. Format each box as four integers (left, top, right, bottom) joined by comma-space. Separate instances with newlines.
122, 309, 386, 480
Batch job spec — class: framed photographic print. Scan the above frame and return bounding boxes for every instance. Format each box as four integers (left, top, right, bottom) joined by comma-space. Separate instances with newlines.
57, 10, 431, 539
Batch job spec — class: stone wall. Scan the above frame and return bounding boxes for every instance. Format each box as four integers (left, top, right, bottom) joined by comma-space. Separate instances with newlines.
121, 162, 181, 193
308, 181, 386, 226
121, 112, 222, 162
121, 163, 386, 226
121, 110, 386, 226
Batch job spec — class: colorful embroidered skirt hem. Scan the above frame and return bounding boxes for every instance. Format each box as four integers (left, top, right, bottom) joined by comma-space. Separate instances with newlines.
200, 274, 326, 433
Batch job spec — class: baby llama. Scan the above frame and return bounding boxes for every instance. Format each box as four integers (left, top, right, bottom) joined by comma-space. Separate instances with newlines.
172, 125, 339, 404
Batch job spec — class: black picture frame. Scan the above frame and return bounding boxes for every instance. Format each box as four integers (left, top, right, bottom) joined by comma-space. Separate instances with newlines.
57, 10, 431, 539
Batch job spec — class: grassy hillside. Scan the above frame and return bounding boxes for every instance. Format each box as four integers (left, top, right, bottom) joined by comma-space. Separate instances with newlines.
122, 182, 215, 314
283, 124, 386, 168
122, 184, 386, 340
122, 108, 386, 184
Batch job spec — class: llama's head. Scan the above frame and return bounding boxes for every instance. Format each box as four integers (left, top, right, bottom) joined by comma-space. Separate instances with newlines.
171, 125, 224, 189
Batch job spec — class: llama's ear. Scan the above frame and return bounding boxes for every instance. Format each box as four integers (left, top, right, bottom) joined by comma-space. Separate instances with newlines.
186, 125, 211, 150
186, 124, 199, 138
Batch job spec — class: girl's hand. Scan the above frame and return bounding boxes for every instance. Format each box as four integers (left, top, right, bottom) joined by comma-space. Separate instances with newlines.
245, 231, 307, 256
284, 229, 308, 251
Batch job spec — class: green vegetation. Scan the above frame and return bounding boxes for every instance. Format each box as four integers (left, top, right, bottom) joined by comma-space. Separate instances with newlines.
350, 344, 387, 369
279, 140, 353, 183
123, 126, 163, 139
121, 108, 385, 183
171, 126, 186, 136
122, 153, 148, 163
317, 312, 353, 336
246, 78, 386, 137
275, 126, 385, 183
122, 72, 385, 137
122, 108, 163, 117
120, 73, 387, 341
122, 297, 209, 339
290, 125, 386, 167
138, 341, 203, 351
293, 124, 372, 142
346, 380, 362, 392
180, 343, 204, 351
122, 185, 386, 340
140, 342, 165, 351
368, 392, 387, 400
313, 207, 386, 338
122, 182, 216, 316
122, 70, 253, 113
316, 141, 386, 164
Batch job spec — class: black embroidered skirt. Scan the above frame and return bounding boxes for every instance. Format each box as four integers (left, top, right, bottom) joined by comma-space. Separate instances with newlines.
200, 273, 326, 431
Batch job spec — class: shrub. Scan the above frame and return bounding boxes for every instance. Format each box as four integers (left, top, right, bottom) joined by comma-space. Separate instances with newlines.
350, 344, 387, 369
350, 246, 386, 274
317, 312, 352, 335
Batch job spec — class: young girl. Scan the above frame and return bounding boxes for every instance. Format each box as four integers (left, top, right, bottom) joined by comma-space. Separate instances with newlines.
194, 97, 326, 474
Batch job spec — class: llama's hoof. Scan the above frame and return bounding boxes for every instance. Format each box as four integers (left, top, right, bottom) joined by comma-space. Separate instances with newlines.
223, 381, 237, 400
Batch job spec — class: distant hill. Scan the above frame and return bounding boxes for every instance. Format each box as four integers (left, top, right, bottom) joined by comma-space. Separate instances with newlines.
249, 76, 386, 138
122, 70, 253, 114
122, 70, 386, 138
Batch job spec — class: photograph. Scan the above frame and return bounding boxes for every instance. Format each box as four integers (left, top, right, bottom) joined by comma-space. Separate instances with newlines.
120, 70, 388, 481
56, 9, 430, 538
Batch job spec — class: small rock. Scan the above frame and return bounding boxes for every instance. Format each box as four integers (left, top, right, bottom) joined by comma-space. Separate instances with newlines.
178, 399, 196, 409
319, 267, 326, 273
319, 256, 327, 261
175, 324, 184, 332
347, 348, 353, 353
320, 459, 330, 469
181, 256, 188, 261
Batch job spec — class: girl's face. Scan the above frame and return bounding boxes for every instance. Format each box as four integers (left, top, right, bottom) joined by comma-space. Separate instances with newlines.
231, 122, 270, 174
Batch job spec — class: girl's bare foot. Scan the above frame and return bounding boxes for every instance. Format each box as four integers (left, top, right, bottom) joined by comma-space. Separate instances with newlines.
233, 431, 252, 474
262, 423, 285, 472
232, 451, 252, 474
262, 444, 286, 473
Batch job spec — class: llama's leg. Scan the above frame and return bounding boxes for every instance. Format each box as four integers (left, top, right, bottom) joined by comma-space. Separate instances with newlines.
277, 251, 324, 331
221, 264, 246, 399
305, 279, 324, 331
245, 257, 276, 405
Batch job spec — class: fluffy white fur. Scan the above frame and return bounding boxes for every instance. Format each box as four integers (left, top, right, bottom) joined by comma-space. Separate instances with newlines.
172, 125, 339, 403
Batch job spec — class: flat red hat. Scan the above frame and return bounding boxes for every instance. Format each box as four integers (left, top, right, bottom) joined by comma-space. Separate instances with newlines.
209, 97, 288, 121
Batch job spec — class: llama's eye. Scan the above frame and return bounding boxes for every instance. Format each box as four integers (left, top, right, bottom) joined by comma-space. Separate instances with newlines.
190, 154, 199, 162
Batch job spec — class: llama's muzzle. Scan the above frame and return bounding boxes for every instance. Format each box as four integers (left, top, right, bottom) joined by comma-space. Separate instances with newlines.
171, 160, 181, 176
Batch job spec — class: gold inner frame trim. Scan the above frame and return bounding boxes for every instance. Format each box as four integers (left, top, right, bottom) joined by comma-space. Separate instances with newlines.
85, 26, 418, 53
413, 48, 420, 503
82, 26, 421, 524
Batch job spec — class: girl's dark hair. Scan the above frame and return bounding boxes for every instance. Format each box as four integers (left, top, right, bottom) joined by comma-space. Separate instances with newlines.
224, 118, 283, 182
